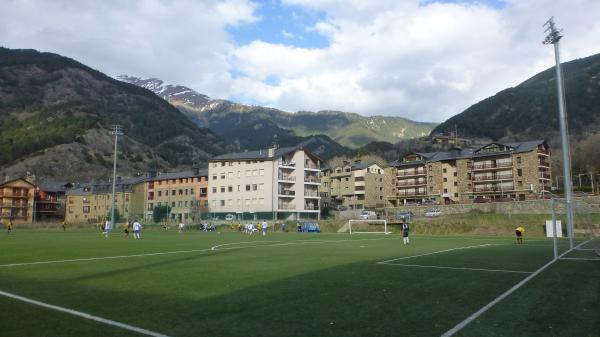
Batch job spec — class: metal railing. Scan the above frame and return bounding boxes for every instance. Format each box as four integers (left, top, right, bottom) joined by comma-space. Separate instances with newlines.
278, 175, 296, 181
396, 180, 427, 186
397, 170, 426, 177
472, 174, 514, 181
472, 162, 513, 170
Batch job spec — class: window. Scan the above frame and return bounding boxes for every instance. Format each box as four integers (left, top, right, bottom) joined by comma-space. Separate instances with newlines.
518, 180, 523, 187
184, 201, 188, 207
178, 201, 183, 207
443, 178, 447, 182
220, 200, 225, 206
172, 189, 176, 195
246, 185, 251, 191
158, 191, 162, 197
220, 187, 225, 193
212, 175, 217, 180
165, 190, 169, 196
443, 168, 447, 173
83, 206, 90, 213
259, 169, 265, 176
444, 188, 448, 193
252, 184, 258, 191
454, 193, 458, 197
171, 202, 175, 207
453, 172, 457, 177
179, 189, 183, 195
517, 169, 522, 177
467, 173, 472, 180
185, 189, 188, 195
454, 182, 458, 186
259, 183, 264, 190
212, 187, 217, 193
190, 188, 194, 195
228, 186, 233, 192
517, 156, 522, 164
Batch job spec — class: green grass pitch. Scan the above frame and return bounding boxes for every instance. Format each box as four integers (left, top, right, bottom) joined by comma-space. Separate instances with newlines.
0, 229, 598, 337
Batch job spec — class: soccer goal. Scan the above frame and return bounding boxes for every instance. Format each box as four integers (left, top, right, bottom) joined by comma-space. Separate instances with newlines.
347, 220, 390, 234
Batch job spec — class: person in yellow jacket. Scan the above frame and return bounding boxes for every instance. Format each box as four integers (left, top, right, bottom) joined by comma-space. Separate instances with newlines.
515, 226, 525, 244
6, 220, 13, 234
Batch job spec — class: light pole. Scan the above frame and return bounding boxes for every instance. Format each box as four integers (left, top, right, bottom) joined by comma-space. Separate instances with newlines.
109, 125, 123, 231
543, 17, 574, 248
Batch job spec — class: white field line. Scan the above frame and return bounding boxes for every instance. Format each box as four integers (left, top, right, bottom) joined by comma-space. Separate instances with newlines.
0, 237, 399, 268
379, 263, 532, 274
377, 244, 494, 265
440, 239, 593, 337
0, 290, 171, 337
559, 257, 600, 261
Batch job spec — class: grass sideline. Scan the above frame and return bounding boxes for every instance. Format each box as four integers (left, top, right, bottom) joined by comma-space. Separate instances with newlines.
0, 229, 598, 337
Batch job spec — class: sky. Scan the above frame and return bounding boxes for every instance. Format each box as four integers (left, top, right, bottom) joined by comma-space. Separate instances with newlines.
1, 0, 599, 123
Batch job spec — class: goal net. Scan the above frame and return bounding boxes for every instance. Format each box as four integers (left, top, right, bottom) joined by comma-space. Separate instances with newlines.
347, 220, 390, 234
551, 197, 600, 261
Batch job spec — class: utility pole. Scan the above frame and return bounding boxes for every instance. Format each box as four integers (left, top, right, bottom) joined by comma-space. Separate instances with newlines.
109, 125, 123, 232
543, 17, 574, 249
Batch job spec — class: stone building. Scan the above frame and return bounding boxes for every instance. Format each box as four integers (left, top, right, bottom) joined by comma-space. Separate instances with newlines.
320, 161, 385, 210
0, 178, 35, 223
386, 140, 551, 205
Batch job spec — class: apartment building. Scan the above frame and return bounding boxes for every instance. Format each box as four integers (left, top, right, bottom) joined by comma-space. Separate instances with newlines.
134, 169, 209, 222
208, 146, 322, 220
320, 161, 385, 210
65, 177, 143, 224
0, 178, 35, 223
34, 181, 72, 222
386, 140, 551, 205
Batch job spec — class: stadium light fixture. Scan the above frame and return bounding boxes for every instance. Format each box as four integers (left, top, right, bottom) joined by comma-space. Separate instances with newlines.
543, 17, 574, 249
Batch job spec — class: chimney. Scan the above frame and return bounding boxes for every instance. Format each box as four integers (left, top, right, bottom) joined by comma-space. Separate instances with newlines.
268, 147, 275, 158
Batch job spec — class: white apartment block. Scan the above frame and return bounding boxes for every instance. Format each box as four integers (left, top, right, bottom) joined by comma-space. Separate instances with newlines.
208, 146, 322, 221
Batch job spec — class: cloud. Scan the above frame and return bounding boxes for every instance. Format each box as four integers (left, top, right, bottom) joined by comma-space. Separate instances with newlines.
0, 0, 599, 123
233, 0, 600, 122
0, 0, 257, 99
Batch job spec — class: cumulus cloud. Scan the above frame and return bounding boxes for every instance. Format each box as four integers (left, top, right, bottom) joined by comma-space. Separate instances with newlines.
234, 0, 600, 122
0, 0, 599, 123
0, 0, 257, 99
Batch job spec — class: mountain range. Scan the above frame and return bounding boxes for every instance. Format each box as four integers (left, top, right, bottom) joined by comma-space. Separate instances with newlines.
433, 53, 600, 141
0, 48, 226, 181
117, 75, 437, 149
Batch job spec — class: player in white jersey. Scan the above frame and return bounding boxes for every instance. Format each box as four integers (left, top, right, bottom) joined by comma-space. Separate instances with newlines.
132, 220, 142, 239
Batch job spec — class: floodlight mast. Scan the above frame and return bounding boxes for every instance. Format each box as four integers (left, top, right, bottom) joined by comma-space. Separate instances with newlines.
543, 17, 574, 249
109, 125, 123, 232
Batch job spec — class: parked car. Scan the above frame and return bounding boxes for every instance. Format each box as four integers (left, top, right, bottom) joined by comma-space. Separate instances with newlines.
422, 199, 438, 205
473, 197, 493, 203
335, 205, 348, 211
298, 221, 320, 233
424, 208, 442, 217
397, 211, 412, 222
359, 210, 377, 220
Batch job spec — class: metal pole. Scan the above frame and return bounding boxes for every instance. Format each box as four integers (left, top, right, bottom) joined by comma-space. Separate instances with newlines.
591, 173, 595, 195
109, 125, 122, 233
544, 18, 574, 249
551, 198, 558, 260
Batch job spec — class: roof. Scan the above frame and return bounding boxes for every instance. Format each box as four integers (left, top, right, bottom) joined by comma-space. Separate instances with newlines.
389, 140, 547, 167
37, 180, 73, 193
145, 169, 208, 182
211, 146, 298, 161
0, 177, 35, 187
211, 145, 322, 163
65, 177, 144, 196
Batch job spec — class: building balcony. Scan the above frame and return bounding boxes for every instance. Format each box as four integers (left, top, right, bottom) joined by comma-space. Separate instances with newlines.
473, 185, 515, 193
304, 163, 320, 171
395, 191, 427, 197
304, 204, 318, 210
278, 161, 296, 169
278, 175, 296, 182
278, 190, 296, 198
354, 181, 365, 187
472, 162, 513, 170
304, 177, 320, 184
538, 160, 550, 167
539, 173, 551, 180
278, 204, 296, 210
472, 174, 514, 182
396, 180, 427, 187
396, 170, 426, 177
0, 193, 30, 198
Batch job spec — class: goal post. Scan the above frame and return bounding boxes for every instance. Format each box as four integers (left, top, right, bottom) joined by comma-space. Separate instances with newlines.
347, 220, 390, 234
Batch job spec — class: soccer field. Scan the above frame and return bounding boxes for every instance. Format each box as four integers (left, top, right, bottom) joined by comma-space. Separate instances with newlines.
0, 229, 598, 337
